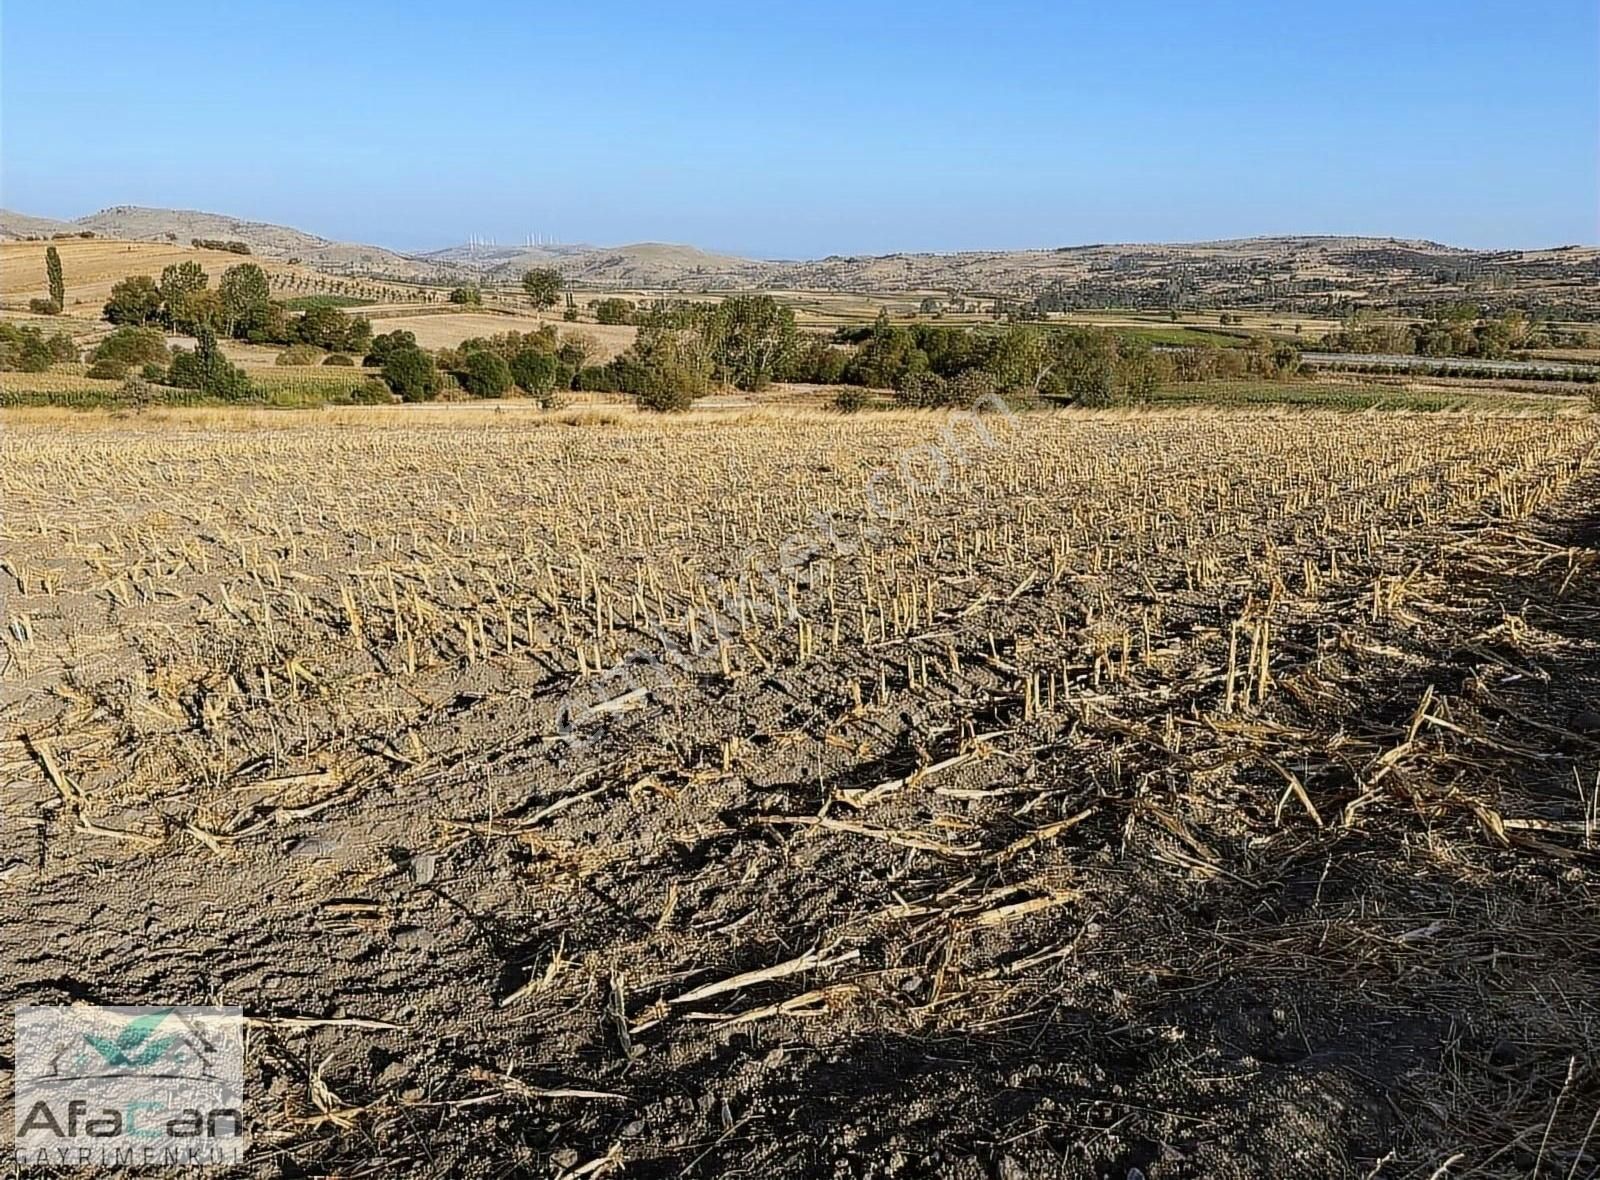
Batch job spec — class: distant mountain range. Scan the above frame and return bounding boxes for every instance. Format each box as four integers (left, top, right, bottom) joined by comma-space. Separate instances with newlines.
5, 205, 1596, 314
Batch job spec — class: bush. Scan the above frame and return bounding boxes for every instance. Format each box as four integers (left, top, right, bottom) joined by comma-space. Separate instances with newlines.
142, 362, 168, 383
1590, 389, 1600, 413
87, 358, 130, 380
351, 378, 393, 404
456, 349, 513, 398
93, 327, 170, 367
322, 353, 354, 366
118, 376, 156, 411
381, 346, 440, 402
591, 298, 636, 326
0, 323, 57, 371
509, 348, 559, 396
45, 332, 77, 363
276, 344, 322, 366
832, 387, 868, 413
895, 371, 954, 408
637, 380, 695, 412
28, 298, 59, 315
448, 286, 482, 305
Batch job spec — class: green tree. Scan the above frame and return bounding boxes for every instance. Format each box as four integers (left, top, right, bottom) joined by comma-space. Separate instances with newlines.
456, 350, 513, 397
44, 246, 65, 313
168, 288, 223, 335
219, 264, 273, 338
381, 345, 440, 401
159, 261, 209, 308
591, 297, 636, 325
448, 286, 482, 306
104, 275, 163, 325
168, 323, 255, 400
710, 295, 797, 391
509, 348, 559, 396
522, 268, 562, 309
365, 330, 418, 368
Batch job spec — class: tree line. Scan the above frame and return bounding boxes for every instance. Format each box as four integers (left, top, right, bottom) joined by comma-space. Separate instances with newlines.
1319, 305, 1552, 360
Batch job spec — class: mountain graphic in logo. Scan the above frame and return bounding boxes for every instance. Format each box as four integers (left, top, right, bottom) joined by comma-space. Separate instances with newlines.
82, 1009, 181, 1069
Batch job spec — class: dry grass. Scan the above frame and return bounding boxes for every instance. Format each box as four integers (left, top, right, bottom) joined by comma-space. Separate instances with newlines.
0, 239, 320, 309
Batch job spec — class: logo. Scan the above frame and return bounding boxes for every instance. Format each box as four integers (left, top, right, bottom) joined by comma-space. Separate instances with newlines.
13, 1006, 247, 1168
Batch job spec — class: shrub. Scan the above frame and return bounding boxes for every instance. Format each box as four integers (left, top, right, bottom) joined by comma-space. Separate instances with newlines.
0, 323, 57, 371
118, 376, 156, 411
142, 363, 168, 382
45, 332, 77, 363
448, 286, 482, 305
93, 327, 170, 367
88, 358, 130, 380
323, 353, 354, 366
1590, 389, 1600, 413
28, 298, 59, 315
276, 344, 322, 366
591, 298, 636, 326
509, 348, 559, 396
456, 350, 513, 398
637, 384, 694, 412
895, 371, 953, 408
832, 387, 868, 412
351, 378, 393, 404
381, 345, 439, 402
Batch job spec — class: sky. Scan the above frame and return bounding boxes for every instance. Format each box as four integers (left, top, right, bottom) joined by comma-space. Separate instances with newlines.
3, 0, 1596, 257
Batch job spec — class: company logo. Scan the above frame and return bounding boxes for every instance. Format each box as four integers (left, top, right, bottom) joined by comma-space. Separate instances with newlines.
13, 1006, 247, 1168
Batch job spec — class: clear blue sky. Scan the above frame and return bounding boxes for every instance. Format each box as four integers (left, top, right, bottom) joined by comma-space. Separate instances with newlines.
3, 0, 1595, 256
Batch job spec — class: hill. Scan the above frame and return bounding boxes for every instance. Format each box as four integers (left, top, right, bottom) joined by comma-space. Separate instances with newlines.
0, 208, 80, 238
5, 203, 1596, 315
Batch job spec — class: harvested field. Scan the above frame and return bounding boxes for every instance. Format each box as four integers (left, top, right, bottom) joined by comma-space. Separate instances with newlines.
362, 310, 637, 359
2, 408, 1598, 1179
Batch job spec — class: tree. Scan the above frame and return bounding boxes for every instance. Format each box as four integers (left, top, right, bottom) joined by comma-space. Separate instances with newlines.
556, 331, 598, 373
591, 298, 636, 325
522, 268, 562, 310
44, 246, 64, 313
456, 350, 513, 397
167, 287, 223, 335
365, 330, 418, 368
448, 286, 482, 305
710, 295, 797, 391
159, 261, 209, 308
509, 348, 559, 397
381, 346, 440, 401
219, 264, 272, 338
297, 305, 368, 351
167, 323, 255, 400
104, 275, 163, 325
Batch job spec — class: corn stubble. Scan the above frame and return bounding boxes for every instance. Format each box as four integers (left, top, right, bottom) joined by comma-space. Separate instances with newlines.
3, 407, 1598, 1178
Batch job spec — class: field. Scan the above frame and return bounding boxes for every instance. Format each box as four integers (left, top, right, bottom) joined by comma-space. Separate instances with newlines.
0, 239, 318, 312
2, 405, 1597, 1178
